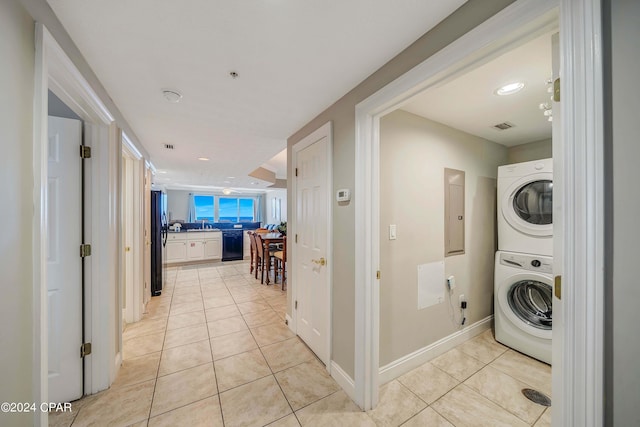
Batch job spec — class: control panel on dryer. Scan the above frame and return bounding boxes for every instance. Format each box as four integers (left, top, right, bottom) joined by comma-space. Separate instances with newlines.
500, 252, 553, 274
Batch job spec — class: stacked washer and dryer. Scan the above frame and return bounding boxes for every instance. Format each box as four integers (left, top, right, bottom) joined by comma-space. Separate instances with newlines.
495, 158, 553, 364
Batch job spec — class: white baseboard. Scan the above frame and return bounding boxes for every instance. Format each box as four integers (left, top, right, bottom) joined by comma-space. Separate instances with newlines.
378, 315, 493, 384
331, 360, 357, 403
285, 313, 294, 333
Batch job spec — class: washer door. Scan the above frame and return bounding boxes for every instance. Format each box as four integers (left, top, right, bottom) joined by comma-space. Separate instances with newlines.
501, 173, 553, 237
497, 273, 552, 339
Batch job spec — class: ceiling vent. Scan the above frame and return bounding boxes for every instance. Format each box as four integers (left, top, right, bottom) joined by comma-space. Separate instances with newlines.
492, 122, 515, 131
163, 144, 175, 150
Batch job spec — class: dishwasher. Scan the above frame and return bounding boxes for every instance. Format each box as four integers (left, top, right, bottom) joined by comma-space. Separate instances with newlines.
221, 229, 244, 261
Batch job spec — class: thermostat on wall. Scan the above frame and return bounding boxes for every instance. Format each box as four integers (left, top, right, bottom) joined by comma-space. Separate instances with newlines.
336, 189, 351, 202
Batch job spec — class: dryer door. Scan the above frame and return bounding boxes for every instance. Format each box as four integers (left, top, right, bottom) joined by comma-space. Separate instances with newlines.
501, 173, 553, 237
497, 273, 552, 339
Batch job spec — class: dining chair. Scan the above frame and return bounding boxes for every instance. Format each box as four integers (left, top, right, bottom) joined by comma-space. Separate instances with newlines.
248, 231, 257, 274
255, 233, 274, 284
273, 236, 287, 291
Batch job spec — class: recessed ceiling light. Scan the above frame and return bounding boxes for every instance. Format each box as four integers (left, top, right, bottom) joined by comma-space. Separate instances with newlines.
162, 89, 182, 103
495, 82, 525, 96
158, 170, 168, 174
198, 157, 210, 161
227, 176, 235, 179
222, 188, 232, 195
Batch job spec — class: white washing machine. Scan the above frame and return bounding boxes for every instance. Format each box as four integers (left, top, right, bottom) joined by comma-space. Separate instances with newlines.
498, 158, 553, 256
494, 251, 552, 364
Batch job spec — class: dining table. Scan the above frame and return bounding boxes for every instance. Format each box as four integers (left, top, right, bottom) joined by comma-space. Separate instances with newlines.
258, 232, 285, 285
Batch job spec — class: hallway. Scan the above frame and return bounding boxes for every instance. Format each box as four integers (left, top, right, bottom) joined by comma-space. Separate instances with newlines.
49, 261, 551, 427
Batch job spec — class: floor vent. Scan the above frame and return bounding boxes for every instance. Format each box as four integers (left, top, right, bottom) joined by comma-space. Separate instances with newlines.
521, 388, 552, 407
163, 143, 175, 150
492, 122, 515, 130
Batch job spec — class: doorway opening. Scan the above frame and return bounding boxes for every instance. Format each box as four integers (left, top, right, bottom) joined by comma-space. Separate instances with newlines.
122, 134, 146, 325
353, 0, 605, 425
33, 24, 124, 425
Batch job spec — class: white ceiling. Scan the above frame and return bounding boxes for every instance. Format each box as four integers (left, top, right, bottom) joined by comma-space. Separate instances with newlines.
256, 32, 555, 190
402, 31, 554, 147
47, 0, 467, 190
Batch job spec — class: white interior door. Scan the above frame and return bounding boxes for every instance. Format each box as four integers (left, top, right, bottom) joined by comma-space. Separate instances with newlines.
144, 167, 152, 304
294, 124, 332, 367
122, 154, 135, 323
47, 116, 83, 403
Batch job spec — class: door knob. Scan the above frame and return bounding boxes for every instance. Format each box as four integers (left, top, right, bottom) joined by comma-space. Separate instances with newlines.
311, 257, 326, 266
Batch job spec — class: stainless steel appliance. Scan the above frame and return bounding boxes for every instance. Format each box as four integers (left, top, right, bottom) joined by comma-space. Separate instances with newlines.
151, 190, 167, 295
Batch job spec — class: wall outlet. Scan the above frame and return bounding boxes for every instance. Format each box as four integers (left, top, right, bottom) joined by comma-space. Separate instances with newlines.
459, 294, 466, 306
447, 275, 455, 290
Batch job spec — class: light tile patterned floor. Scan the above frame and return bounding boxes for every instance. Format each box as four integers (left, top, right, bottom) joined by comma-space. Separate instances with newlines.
50, 261, 551, 427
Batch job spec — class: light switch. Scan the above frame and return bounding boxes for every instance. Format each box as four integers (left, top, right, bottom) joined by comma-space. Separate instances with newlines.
389, 224, 397, 240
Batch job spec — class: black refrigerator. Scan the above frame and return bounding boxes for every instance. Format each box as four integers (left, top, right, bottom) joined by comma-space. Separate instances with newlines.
151, 190, 167, 296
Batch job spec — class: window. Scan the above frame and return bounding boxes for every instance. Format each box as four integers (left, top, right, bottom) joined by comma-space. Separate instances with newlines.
219, 197, 255, 222
194, 195, 214, 221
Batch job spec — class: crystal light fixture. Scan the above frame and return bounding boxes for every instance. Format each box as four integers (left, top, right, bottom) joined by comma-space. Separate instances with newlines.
539, 79, 554, 122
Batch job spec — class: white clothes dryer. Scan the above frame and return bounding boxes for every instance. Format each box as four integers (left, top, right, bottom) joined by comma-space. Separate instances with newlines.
494, 251, 552, 364
498, 158, 553, 256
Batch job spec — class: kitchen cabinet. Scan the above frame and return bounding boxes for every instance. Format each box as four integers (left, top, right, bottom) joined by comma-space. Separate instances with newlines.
166, 233, 187, 262
204, 236, 222, 259
187, 240, 204, 260
166, 231, 221, 264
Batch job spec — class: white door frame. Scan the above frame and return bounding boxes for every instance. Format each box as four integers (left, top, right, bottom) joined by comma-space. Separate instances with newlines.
290, 121, 333, 371
122, 133, 145, 323
33, 24, 121, 426
143, 163, 154, 305
354, 1, 604, 425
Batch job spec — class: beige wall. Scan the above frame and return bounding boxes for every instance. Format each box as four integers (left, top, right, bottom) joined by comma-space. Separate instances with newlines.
379, 110, 507, 365
166, 189, 190, 222
265, 189, 287, 224
506, 138, 552, 164
287, 0, 516, 378
0, 1, 35, 425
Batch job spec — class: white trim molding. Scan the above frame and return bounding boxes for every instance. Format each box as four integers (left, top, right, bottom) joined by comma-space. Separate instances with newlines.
331, 361, 356, 404
285, 314, 294, 333
354, 0, 559, 411
378, 317, 493, 385
32, 24, 49, 427
122, 132, 143, 160
556, 0, 605, 425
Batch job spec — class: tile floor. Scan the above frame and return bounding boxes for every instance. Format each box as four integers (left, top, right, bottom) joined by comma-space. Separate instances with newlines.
50, 261, 551, 427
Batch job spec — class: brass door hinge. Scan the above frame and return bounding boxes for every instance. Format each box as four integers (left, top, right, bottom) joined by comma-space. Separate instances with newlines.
80, 342, 92, 358
553, 78, 560, 102
295, 234, 298, 243
80, 244, 92, 257
80, 145, 92, 159
376, 271, 381, 280
554, 275, 562, 300
295, 300, 298, 310
295, 168, 298, 177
